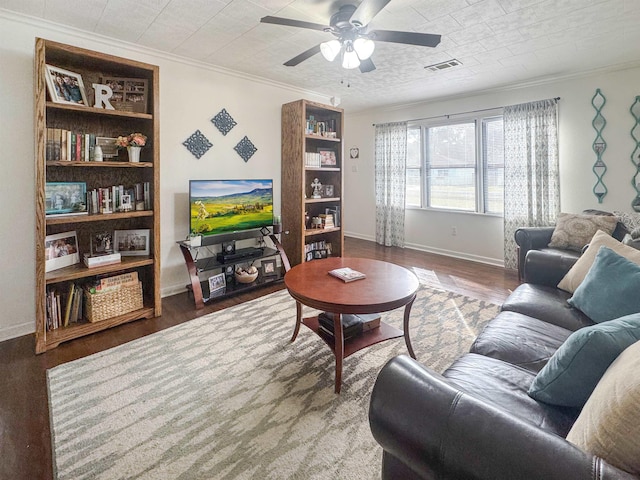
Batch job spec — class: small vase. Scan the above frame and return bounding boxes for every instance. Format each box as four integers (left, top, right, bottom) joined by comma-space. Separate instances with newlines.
127, 146, 141, 163
93, 144, 103, 162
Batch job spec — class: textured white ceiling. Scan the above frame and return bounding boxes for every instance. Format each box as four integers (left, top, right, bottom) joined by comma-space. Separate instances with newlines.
3, 0, 640, 111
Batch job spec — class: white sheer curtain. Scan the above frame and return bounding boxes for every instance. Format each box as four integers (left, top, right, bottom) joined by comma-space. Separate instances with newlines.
503, 98, 560, 270
375, 121, 407, 247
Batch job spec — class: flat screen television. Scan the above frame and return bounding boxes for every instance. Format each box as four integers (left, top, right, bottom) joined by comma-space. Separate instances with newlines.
189, 179, 273, 237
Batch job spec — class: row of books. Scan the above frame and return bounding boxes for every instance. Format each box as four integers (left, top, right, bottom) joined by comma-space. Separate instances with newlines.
46, 282, 84, 331
87, 182, 150, 214
317, 312, 381, 341
306, 116, 338, 137
45, 272, 141, 331
304, 152, 322, 168
45, 128, 113, 162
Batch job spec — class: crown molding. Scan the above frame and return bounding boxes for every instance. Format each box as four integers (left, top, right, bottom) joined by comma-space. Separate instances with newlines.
0, 8, 330, 103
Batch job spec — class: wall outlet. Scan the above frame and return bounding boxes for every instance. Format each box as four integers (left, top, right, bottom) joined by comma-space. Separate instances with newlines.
451, 226, 457, 236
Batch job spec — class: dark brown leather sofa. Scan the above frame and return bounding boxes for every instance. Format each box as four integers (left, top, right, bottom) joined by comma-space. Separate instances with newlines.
369, 251, 637, 480
514, 210, 628, 280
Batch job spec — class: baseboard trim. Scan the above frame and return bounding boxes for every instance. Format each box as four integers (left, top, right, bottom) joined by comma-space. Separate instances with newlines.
0, 321, 35, 343
344, 233, 504, 267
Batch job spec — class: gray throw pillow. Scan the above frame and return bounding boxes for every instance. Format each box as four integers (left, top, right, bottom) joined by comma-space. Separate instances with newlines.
548, 213, 617, 252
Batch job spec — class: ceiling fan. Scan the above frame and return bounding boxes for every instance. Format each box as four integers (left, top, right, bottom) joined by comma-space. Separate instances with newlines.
260, 0, 441, 73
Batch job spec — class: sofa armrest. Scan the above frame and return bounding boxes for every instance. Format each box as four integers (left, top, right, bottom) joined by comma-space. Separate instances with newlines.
514, 226, 556, 276
522, 249, 577, 287
369, 355, 635, 480
514, 226, 556, 250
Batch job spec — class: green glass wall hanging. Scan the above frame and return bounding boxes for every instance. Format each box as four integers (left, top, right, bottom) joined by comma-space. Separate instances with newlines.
591, 88, 607, 203
631, 96, 640, 211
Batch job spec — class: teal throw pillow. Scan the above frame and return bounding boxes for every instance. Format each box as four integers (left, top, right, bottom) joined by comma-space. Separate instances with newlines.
568, 246, 640, 323
528, 313, 640, 407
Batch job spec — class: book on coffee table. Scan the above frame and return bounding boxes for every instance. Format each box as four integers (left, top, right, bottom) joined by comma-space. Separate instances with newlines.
328, 267, 366, 282
317, 312, 381, 339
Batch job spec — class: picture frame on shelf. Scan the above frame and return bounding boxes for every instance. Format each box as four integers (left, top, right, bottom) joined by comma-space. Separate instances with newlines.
114, 229, 150, 256
101, 76, 148, 113
44, 231, 80, 272
90, 231, 114, 256
318, 148, 337, 167
44, 65, 89, 106
261, 259, 278, 277
323, 185, 334, 197
45, 182, 87, 216
208, 272, 226, 293
95, 137, 119, 159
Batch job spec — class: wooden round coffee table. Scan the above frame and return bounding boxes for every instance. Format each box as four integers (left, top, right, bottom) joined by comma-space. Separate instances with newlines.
284, 257, 419, 393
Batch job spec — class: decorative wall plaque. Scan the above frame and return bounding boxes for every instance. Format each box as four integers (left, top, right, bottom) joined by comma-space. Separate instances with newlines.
211, 108, 237, 136
630, 96, 640, 211
234, 136, 257, 162
183, 130, 213, 159
591, 88, 607, 203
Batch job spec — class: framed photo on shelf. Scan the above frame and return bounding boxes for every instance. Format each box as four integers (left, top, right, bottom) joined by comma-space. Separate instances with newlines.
95, 137, 119, 159
114, 229, 150, 256
44, 231, 80, 272
261, 259, 278, 277
318, 148, 337, 167
101, 76, 148, 113
208, 272, 226, 293
323, 185, 334, 197
44, 65, 89, 106
45, 182, 87, 216
90, 231, 114, 255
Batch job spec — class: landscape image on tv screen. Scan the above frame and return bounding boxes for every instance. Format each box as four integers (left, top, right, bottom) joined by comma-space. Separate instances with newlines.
189, 179, 273, 237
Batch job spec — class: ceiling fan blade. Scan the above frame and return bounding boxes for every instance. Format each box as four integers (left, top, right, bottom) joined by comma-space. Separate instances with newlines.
359, 57, 376, 73
370, 30, 441, 47
350, 0, 392, 26
260, 15, 328, 32
283, 44, 322, 66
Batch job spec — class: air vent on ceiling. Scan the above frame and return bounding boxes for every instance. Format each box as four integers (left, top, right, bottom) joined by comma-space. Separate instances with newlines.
424, 59, 462, 72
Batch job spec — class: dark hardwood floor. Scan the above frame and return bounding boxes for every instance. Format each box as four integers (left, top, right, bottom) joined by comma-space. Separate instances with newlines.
0, 237, 518, 480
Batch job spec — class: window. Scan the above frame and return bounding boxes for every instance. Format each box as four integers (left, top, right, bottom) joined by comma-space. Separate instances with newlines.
406, 113, 504, 215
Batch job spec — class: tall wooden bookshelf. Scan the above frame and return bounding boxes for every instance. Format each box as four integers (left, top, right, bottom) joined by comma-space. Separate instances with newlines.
281, 99, 344, 266
34, 38, 161, 353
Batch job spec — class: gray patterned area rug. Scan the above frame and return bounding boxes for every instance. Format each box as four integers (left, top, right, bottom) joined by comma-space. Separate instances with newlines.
47, 280, 499, 480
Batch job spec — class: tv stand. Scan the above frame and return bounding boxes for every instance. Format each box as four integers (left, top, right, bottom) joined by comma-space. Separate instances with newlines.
178, 231, 290, 309
216, 246, 264, 263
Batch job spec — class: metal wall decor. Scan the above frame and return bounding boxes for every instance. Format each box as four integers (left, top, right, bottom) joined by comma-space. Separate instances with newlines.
631, 96, 640, 211
591, 88, 607, 203
183, 130, 213, 159
211, 108, 237, 136
234, 136, 257, 163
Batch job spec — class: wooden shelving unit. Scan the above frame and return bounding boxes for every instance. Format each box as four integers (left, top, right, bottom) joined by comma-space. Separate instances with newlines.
281, 99, 344, 266
34, 38, 161, 353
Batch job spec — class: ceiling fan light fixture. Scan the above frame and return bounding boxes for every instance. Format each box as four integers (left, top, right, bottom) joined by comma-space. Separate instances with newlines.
342, 42, 360, 69
353, 37, 375, 60
320, 40, 341, 61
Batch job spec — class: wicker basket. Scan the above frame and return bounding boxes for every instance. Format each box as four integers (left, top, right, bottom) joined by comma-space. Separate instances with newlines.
85, 281, 143, 323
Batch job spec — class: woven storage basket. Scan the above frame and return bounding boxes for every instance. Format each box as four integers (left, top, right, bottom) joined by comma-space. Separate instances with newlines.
85, 281, 143, 323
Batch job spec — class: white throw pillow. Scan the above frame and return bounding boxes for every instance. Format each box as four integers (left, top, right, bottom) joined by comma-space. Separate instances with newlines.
566, 340, 640, 475
557, 230, 640, 293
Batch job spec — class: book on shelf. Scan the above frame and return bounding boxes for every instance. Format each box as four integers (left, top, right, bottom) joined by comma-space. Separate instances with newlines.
319, 213, 334, 228
87, 182, 149, 214
46, 282, 84, 331
83, 252, 121, 268
45, 129, 101, 162
328, 267, 366, 283
88, 271, 139, 294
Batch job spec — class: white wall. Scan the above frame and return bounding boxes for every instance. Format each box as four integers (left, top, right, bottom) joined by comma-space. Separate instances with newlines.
344, 66, 640, 265
0, 11, 330, 342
